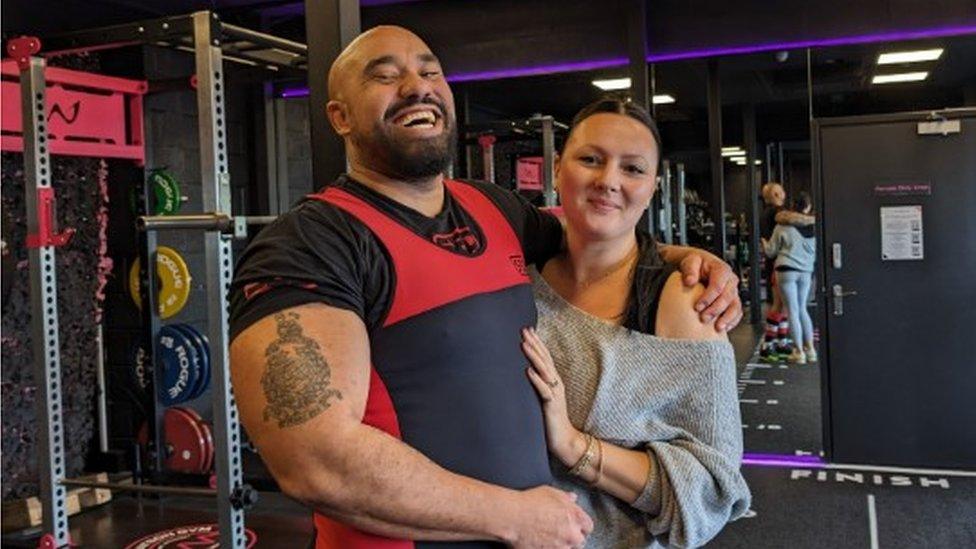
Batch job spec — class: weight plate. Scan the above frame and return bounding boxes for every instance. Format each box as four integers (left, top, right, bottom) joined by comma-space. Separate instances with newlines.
180, 407, 214, 474
156, 326, 200, 406
200, 421, 214, 474
128, 170, 182, 216
137, 407, 207, 474
166, 407, 207, 474
180, 324, 210, 400
130, 341, 150, 395
170, 324, 204, 402
128, 246, 191, 319
149, 170, 181, 216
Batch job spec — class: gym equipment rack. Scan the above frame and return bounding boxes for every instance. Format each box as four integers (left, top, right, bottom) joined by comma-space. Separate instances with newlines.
466, 115, 566, 206
7, 11, 300, 548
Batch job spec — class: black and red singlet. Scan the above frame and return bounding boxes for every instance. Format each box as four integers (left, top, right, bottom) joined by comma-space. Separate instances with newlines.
229, 175, 563, 548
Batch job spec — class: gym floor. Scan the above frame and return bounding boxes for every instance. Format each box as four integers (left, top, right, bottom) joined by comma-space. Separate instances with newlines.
5, 325, 973, 548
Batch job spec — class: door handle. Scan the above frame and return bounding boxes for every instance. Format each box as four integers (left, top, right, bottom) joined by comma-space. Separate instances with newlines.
832, 284, 858, 316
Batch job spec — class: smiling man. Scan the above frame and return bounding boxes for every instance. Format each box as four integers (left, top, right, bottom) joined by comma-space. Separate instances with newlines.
228, 26, 741, 549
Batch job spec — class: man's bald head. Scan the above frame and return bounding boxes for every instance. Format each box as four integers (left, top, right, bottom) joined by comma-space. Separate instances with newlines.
327, 25, 433, 100
323, 25, 456, 183
762, 182, 785, 206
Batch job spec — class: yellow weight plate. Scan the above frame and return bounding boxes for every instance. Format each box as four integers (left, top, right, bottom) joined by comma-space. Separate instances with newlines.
129, 246, 192, 319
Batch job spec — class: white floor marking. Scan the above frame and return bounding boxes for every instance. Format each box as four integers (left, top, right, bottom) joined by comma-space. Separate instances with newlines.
767, 424, 782, 430
779, 364, 789, 369
867, 494, 879, 549
766, 399, 779, 405
740, 399, 759, 404
740, 379, 767, 385
828, 462, 976, 478
773, 380, 785, 385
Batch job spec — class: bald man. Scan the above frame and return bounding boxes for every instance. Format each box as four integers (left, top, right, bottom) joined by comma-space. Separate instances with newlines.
229, 26, 741, 548
760, 183, 814, 314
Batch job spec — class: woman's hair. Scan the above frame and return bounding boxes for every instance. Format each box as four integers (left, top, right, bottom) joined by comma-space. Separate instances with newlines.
561, 97, 662, 159
793, 191, 812, 213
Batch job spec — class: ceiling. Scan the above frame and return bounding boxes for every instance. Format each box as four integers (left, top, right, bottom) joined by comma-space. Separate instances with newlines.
455, 33, 976, 149
3, 0, 974, 148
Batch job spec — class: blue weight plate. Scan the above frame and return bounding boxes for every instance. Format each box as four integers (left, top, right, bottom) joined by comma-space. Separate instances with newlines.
170, 323, 205, 401
157, 325, 200, 405
178, 324, 210, 400
194, 328, 211, 399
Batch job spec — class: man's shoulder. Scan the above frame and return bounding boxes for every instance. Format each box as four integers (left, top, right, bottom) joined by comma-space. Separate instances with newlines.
284, 191, 372, 229
251, 194, 378, 254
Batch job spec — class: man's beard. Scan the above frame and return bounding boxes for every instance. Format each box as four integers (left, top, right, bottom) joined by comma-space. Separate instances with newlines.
354, 117, 456, 183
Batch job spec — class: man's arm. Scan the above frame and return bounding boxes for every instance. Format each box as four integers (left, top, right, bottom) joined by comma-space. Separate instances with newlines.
230, 302, 591, 545
774, 209, 815, 226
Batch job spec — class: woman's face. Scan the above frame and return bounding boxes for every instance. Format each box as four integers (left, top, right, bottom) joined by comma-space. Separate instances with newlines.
556, 112, 659, 243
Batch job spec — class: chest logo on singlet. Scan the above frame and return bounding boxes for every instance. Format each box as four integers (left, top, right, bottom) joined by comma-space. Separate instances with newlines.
509, 254, 527, 276
431, 227, 481, 255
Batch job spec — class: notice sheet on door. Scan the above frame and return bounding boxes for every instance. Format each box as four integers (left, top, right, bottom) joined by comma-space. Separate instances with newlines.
880, 205, 923, 261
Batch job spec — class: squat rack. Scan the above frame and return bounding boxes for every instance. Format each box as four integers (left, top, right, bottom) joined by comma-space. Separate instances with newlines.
9, 11, 302, 548
466, 115, 565, 207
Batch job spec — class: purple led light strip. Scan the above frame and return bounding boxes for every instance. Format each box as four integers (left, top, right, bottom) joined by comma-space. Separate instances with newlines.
646, 23, 976, 62
278, 23, 976, 97
742, 453, 826, 468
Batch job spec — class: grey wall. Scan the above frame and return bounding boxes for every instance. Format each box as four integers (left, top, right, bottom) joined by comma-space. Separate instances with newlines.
283, 98, 314, 201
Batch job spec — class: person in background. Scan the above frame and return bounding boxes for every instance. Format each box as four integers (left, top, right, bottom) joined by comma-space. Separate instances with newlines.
523, 98, 751, 548
763, 191, 817, 364
759, 182, 814, 361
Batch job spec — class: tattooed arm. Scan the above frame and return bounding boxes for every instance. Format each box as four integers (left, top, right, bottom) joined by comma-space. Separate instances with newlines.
230, 303, 592, 545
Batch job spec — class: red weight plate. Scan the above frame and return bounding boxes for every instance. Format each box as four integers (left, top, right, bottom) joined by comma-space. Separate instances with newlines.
165, 407, 207, 474
200, 421, 214, 474
136, 408, 207, 474
179, 407, 213, 474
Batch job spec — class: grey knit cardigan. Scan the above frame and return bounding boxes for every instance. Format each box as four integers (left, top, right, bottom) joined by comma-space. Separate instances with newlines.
533, 270, 751, 548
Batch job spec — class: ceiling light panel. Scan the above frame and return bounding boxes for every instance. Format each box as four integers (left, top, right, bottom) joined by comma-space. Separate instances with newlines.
877, 48, 944, 65
872, 72, 929, 84
592, 78, 631, 90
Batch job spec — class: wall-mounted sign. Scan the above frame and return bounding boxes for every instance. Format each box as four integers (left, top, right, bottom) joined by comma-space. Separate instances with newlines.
881, 205, 923, 261
516, 156, 543, 191
874, 183, 931, 196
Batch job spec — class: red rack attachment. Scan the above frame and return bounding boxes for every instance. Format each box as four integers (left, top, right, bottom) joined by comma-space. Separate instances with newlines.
1, 40, 148, 165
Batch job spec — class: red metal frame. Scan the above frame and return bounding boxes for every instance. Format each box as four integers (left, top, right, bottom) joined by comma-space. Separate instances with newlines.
25, 187, 75, 249
7, 37, 42, 70
1, 38, 147, 165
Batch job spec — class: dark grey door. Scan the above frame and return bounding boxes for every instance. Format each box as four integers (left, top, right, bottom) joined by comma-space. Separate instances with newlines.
816, 111, 976, 468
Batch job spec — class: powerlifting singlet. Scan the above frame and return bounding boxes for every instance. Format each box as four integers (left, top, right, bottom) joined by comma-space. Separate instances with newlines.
307, 180, 552, 549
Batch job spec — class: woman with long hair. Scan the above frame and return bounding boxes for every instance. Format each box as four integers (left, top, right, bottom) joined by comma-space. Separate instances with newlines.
522, 98, 750, 548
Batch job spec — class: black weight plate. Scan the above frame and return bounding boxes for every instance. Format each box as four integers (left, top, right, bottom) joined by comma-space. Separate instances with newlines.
130, 341, 150, 395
